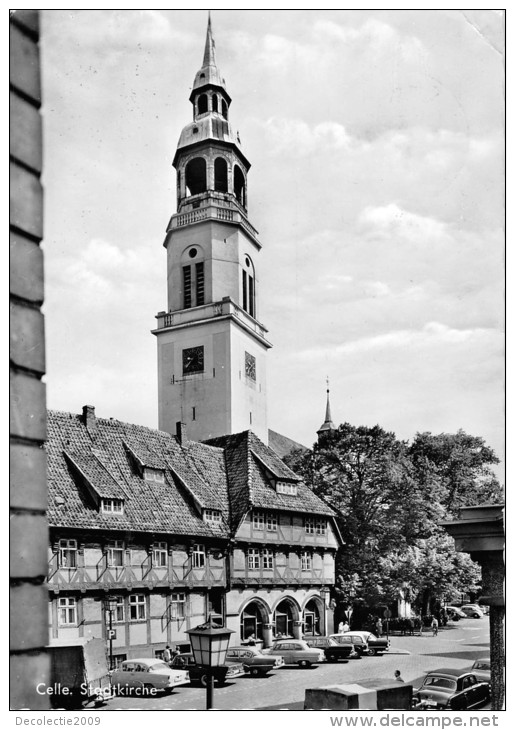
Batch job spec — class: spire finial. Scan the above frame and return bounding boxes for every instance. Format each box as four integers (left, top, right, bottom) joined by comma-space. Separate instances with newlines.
202, 11, 216, 67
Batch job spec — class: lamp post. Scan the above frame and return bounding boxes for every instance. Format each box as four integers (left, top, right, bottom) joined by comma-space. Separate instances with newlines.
104, 597, 118, 670
186, 615, 234, 710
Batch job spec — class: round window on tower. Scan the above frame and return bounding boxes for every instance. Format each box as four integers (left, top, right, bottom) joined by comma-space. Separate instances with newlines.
189, 248, 198, 259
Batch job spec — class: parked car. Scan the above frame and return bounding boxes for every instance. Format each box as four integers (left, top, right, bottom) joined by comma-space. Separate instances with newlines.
412, 668, 490, 710
110, 658, 189, 695
460, 604, 484, 618
343, 631, 390, 656
446, 606, 466, 620
226, 645, 284, 676
265, 639, 324, 667
304, 636, 357, 662
329, 632, 369, 657
470, 658, 491, 684
170, 652, 244, 686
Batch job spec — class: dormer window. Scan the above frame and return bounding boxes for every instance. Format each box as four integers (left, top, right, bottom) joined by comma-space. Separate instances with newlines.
101, 498, 124, 514
204, 509, 222, 524
144, 467, 165, 483
305, 517, 327, 535
276, 481, 297, 496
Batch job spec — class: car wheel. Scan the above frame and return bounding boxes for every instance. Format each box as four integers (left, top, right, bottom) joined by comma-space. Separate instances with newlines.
250, 667, 260, 676
200, 674, 208, 687
327, 654, 338, 663
367, 648, 377, 656
298, 660, 311, 668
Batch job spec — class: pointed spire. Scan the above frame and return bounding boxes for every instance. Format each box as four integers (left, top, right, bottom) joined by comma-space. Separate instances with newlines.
202, 12, 216, 68
317, 377, 336, 442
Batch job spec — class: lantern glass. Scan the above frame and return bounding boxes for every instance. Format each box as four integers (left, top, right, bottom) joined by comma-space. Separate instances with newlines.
105, 597, 118, 613
186, 617, 234, 667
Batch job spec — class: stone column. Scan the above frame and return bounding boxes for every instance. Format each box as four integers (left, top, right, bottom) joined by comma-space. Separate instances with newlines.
293, 619, 303, 640
263, 622, 274, 648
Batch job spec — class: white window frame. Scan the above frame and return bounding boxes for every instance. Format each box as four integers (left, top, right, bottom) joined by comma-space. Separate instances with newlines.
153, 542, 168, 567
129, 594, 146, 621
101, 498, 124, 514
192, 544, 206, 569
58, 538, 77, 568
301, 551, 312, 571
112, 596, 125, 623
262, 549, 274, 570
247, 547, 260, 570
305, 517, 315, 534
144, 467, 165, 483
57, 596, 77, 626
204, 509, 222, 524
315, 519, 327, 535
252, 511, 265, 529
107, 540, 125, 568
276, 481, 297, 496
266, 513, 277, 531
171, 592, 186, 619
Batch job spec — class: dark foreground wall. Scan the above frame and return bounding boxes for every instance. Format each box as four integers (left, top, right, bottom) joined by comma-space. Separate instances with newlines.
10, 9, 50, 710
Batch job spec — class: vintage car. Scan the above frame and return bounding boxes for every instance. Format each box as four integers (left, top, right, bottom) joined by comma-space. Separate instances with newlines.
446, 606, 467, 620
264, 639, 324, 667
344, 631, 390, 656
470, 658, 491, 684
329, 632, 369, 657
460, 604, 484, 619
304, 636, 357, 662
412, 668, 490, 710
225, 645, 284, 675
110, 658, 189, 695
170, 652, 244, 686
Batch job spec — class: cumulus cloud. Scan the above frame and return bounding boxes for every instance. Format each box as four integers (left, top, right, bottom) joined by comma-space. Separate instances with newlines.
259, 117, 353, 156
357, 203, 451, 244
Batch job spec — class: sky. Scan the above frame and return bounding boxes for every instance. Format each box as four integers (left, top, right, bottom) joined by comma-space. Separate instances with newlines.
38, 9, 505, 479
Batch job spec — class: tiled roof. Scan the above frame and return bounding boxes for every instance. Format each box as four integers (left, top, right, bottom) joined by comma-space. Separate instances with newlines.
206, 431, 335, 530
46, 410, 230, 538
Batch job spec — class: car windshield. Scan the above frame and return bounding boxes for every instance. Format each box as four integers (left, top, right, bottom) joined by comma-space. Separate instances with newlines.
424, 676, 457, 691
149, 661, 170, 672
327, 639, 339, 646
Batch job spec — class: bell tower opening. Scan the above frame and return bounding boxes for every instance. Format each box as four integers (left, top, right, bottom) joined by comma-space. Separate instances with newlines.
214, 157, 228, 192
185, 157, 207, 196
234, 164, 246, 207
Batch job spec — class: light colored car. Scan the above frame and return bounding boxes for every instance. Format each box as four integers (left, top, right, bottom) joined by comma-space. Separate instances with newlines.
470, 658, 491, 684
342, 631, 390, 656
265, 639, 324, 667
329, 632, 368, 656
110, 658, 189, 695
226, 645, 284, 675
446, 606, 467, 620
459, 604, 483, 619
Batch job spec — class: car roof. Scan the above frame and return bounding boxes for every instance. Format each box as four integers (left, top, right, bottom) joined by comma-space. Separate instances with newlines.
122, 658, 164, 664
426, 668, 470, 678
229, 645, 258, 651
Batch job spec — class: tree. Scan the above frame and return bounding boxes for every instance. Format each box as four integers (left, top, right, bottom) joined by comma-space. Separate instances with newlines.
285, 424, 501, 617
409, 430, 503, 516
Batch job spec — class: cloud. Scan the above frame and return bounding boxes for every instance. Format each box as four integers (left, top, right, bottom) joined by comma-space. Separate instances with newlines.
357, 203, 451, 244
259, 117, 353, 156
298, 321, 501, 359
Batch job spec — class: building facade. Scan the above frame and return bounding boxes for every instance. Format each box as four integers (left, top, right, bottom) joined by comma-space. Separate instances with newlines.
46, 407, 340, 660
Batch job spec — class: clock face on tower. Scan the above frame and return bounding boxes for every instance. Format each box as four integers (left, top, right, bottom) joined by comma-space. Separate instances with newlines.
245, 351, 256, 381
183, 346, 204, 375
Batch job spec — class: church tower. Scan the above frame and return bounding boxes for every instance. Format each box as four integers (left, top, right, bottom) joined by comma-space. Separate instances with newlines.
153, 17, 271, 443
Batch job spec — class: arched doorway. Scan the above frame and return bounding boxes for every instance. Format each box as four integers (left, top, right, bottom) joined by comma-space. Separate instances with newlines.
303, 597, 324, 637
273, 598, 299, 638
240, 599, 268, 643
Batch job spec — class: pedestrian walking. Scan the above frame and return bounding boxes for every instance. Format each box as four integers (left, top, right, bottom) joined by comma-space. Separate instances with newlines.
341, 621, 349, 632
431, 615, 439, 636
163, 644, 172, 663
375, 618, 383, 637
394, 670, 403, 682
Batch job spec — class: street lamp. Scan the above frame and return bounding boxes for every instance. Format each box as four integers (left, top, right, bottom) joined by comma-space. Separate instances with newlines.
186, 614, 234, 710
104, 597, 118, 670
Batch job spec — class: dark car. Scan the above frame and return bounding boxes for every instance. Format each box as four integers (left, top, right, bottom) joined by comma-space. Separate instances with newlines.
344, 631, 390, 656
412, 668, 490, 710
304, 636, 357, 662
170, 652, 244, 686
225, 645, 284, 675
329, 633, 368, 657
